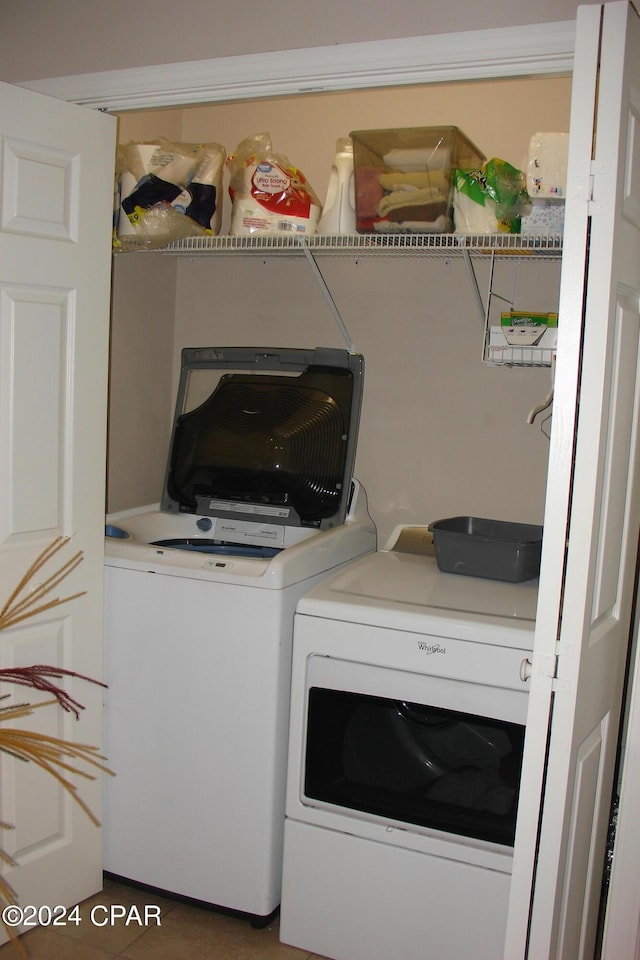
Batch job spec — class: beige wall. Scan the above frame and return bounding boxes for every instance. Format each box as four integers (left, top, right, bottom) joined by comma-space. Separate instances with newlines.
0, 0, 596, 84
108, 255, 177, 513
109, 77, 569, 543
170, 255, 559, 545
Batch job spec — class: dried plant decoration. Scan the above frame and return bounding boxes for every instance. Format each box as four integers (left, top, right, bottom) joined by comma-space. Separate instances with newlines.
0, 537, 85, 632
0, 537, 113, 948
0, 699, 111, 826
0, 666, 105, 719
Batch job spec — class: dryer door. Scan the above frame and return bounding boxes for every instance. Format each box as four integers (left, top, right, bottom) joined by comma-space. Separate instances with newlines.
289, 648, 529, 858
305, 684, 525, 846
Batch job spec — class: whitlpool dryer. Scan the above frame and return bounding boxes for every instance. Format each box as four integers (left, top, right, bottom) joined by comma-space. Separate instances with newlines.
102, 346, 376, 923
280, 527, 538, 960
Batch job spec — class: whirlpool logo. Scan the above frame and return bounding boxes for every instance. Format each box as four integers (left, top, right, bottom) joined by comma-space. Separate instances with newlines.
417, 641, 446, 655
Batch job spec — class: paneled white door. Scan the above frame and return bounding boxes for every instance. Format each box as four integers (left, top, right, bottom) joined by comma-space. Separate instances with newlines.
0, 81, 115, 937
506, 3, 640, 958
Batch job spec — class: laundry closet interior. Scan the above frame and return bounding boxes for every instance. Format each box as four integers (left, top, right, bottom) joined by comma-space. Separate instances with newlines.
107, 73, 571, 542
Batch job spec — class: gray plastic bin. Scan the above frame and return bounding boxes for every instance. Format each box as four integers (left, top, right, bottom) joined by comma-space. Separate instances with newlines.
429, 516, 543, 582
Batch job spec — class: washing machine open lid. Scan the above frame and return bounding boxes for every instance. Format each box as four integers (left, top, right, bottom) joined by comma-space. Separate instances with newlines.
160, 346, 364, 532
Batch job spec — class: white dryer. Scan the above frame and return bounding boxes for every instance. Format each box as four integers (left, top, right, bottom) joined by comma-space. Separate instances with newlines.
280, 528, 538, 960
103, 346, 376, 923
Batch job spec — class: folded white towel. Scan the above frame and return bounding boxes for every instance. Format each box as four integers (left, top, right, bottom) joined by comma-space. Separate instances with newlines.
382, 147, 451, 171
378, 186, 447, 218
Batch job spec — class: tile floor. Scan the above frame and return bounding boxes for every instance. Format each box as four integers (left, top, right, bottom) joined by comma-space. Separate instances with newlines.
0, 877, 329, 960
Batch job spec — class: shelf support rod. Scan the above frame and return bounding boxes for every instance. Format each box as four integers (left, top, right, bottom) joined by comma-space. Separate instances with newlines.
461, 247, 486, 324
301, 243, 356, 353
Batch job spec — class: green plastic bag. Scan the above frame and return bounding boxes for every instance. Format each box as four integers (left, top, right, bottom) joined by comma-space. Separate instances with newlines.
454, 158, 531, 234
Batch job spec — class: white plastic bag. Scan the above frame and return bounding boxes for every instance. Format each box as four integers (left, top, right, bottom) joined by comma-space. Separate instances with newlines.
226, 133, 321, 237
116, 138, 225, 248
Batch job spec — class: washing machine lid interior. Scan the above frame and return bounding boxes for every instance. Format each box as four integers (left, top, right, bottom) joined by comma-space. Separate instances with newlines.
161, 346, 364, 531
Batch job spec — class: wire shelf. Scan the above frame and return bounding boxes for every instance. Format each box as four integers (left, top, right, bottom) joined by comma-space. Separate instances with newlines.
116, 233, 563, 261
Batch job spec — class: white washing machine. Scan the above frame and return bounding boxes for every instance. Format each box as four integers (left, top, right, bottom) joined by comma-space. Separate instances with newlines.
279, 528, 538, 960
103, 346, 376, 922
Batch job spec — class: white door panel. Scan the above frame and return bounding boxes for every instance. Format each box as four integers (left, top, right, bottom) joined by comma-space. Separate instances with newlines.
0, 286, 71, 540
0, 80, 115, 936
504, 5, 602, 954
506, 4, 640, 958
